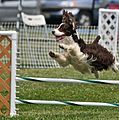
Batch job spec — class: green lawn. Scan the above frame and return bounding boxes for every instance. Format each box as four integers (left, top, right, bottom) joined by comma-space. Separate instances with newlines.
1, 68, 119, 120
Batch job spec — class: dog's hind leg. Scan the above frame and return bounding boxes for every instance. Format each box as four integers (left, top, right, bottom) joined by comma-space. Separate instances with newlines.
94, 71, 99, 79
91, 67, 99, 78
49, 51, 69, 67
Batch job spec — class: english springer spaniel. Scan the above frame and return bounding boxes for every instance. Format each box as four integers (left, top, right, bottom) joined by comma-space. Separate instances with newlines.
49, 10, 118, 78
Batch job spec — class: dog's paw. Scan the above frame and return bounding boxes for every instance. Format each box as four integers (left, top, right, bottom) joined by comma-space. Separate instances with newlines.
49, 51, 57, 58
59, 44, 65, 49
59, 44, 67, 51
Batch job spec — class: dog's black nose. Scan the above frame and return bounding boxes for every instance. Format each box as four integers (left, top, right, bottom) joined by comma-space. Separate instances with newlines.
52, 30, 55, 35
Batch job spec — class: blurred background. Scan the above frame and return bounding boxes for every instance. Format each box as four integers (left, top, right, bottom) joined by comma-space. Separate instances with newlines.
0, 0, 119, 26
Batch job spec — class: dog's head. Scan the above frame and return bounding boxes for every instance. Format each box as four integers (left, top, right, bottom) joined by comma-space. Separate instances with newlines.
52, 10, 77, 42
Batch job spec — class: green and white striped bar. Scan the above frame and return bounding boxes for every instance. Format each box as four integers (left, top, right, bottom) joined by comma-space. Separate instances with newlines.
16, 76, 119, 85
16, 99, 119, 107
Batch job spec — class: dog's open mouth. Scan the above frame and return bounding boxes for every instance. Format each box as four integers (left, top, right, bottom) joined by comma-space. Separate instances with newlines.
55, 35, 65, 41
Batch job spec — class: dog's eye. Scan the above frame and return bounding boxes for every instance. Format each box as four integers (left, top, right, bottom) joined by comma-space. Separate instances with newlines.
59, 24, 65, 31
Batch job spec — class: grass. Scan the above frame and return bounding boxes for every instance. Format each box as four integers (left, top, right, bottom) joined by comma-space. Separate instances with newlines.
1, 68, 119, 120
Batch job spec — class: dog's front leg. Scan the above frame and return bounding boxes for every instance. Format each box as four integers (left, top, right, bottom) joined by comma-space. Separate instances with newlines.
59, 43, 76, 55
49, 51, 69, 67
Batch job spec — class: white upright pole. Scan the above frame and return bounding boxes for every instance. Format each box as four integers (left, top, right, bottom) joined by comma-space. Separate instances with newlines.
10, 31, 17, 116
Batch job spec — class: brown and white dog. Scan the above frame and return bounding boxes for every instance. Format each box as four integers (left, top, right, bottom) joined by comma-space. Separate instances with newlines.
49, 10, 118, 78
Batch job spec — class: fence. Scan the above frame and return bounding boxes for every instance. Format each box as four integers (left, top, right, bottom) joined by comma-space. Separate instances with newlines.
0, 22, 98, 68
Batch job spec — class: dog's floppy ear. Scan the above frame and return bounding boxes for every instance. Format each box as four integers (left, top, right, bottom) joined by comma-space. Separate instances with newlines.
62, 10, 78, 30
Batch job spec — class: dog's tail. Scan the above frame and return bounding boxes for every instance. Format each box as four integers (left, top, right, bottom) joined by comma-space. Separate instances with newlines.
92, 35, 101, 44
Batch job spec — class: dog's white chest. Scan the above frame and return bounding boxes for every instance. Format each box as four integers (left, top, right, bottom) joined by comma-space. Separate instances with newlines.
66, 43, 91, 74
69, 54, 91, 74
